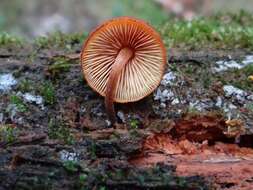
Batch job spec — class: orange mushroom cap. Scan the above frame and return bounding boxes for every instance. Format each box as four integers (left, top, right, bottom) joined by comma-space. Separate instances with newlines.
81, 17, 167, 122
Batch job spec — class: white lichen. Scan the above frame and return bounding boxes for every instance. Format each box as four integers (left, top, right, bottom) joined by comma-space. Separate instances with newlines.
189, 99, 214, 112
214, 60, 243, 72
105, 119, 111, 126
223, 85, 247, 103
59, 150, 78, 162
160, 102, 166, 108
242, 55, 253, 65
222, 103, 238, 119
213, 55, 253, 72
0, 113, 3, 123
227, 103, 237, 110
154, 88, 175, 103
23, 93, 43, 105
171, 98, 180, 105
215, 96, 223, 108
0, 73, 17, 92
247, 94, 253, 101
117, 111, 125, 123
154, 88, 162, 101
90, 104, 103, 117
5, 104, 18, 121
16, 92, 44, 109
160, 72, 176, 86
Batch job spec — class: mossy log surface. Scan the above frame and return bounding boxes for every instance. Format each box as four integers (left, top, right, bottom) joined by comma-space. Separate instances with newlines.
0, 44, 253, 190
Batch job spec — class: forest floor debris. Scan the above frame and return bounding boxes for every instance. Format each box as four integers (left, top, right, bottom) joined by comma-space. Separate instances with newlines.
0, 43, 253, 190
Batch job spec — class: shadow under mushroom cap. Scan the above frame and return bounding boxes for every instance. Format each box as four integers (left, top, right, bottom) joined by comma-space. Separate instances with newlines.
81, 17, 167, 103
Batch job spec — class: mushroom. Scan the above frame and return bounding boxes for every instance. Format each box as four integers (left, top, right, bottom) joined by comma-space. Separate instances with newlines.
81, 17, 167, 123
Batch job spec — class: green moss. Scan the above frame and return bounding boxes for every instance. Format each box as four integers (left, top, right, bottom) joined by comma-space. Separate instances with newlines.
1, 11, 253, 51
39, 82, 56, 105
232, 79, 252, 91
246, 103, 253, 112
27, 50, 37, 64
187, 106, 200, 115
129, 119, 139, 129
203, 75, 212, 89
159, 11, 253, 50
48, 118, 74, 145
18, 80, 57, 105
0, 124, 17, 143
113, 0, 168, 26
63, 160, 79, 173
18, 80, 57, 104
99, 187, 106, 190
10, 95, 28, 112
220, 64, 253, 91
0, 32, 23, 47
34, 31, 87, 49
74, 173, 89, 190
47, 57, 71, 78
79, 173, 88, 183
242, 63, 253, 76
18, 79, 34, 93
90, 142, 97, 160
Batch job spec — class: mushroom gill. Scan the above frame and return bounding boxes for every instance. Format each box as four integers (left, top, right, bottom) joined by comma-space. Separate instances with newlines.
81, 17, 166, 122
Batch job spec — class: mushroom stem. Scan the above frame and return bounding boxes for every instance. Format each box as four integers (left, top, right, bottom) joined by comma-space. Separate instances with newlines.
105, 47, 133, 123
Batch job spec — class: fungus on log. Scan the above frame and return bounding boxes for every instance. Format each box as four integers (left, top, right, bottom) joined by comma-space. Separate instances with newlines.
81, 17, 166, 123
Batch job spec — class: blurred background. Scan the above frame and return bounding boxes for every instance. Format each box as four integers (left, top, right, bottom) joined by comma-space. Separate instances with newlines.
0, 0, 253, 39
